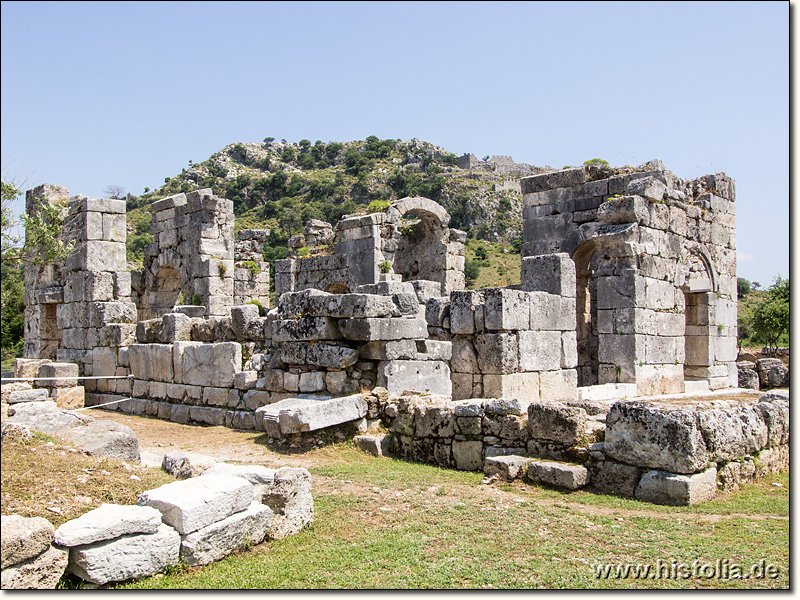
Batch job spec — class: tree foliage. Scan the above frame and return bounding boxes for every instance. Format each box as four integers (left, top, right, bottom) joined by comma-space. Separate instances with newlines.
750, 277, 789, 352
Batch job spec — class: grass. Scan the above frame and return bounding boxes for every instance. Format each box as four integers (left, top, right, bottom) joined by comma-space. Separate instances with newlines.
114, 442, 787, 590
466, 239, 521, 290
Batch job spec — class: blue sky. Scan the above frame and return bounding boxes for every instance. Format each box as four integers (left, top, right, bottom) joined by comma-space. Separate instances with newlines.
1, 1, 789, 285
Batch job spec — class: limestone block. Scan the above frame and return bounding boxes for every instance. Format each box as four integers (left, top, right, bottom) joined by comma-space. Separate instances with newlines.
50, 386, 85, 410
179, 501, 273, 567
362, 343, 417, 366
129, 344, 174, 382
283, 372, 300, 392
8, 389, 50, 404
452, 440, 483, 471
354, 434, 394, 457
37, 362, 79, 388
231, 304, 264, 341
174, 342, 241, 388
526, 460, 589, 490
377, 360, 452, 396
272, 317, 342, 342
136, 475, 254, 535
189, 406, 227, 426
604, 402, 709, 473
234, 370, 258, 391
561, 331, 578, 369
449, 290, 484, 334
474, 333, 518, 374
634, 467, 717, 506
517, 330, 561, 372
299, 371, 326, 393
0, 544, 67, 590
62, 419, 141, 463
528, 401, 587, 444
160, 313, 193, 343
54, 504, 162, 547
597, 195, 649, 225
161, 451, 217, 479
339, 317, 427, 341
756, 393, 790, 446
64, 241, 126, 273
1, 515, 55, 570
450, 337, 479, 373
529, 293, 576, 331
417, 339, 452, 361
67, 523, 180, 585
539, 369, 578, 403
482, 373, 539, 401
634, 364, 683, 396
626, 176, 666, 202
325, 370, 348, 396
484, 455, 531, 480
738, 367, 759, 390
278, 394, 367, 434
588, 461, 642, 498
203, 463, 276, 486
483, 288, 530, 331
258, 467, 314, 540
0, 381, 32, 403
414, 402, 455, 438
425, 297, 450, 327
307, 343, 359, 369
14, 358, 49, 380
520, 253, 576, 296
696, 405, 768, 461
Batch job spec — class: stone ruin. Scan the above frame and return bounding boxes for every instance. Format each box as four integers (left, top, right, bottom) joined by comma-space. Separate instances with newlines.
11, 161, 788, 508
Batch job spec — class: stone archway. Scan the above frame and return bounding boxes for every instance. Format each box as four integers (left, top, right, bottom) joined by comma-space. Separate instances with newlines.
679, 248, 717, 383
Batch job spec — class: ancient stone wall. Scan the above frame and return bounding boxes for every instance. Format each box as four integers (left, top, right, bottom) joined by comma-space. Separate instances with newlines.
520, 163, 738, 395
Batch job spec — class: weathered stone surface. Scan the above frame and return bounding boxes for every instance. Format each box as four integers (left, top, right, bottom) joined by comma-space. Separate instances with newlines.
62, 419, 140, 463
54, 504, 162, 547
474, 333, 519, 374
8, 389, 50, 404
202, 463, 276, 486
173, 341, 241, 387
696, 405, 768, 462
414, 402, 455, 438
358, 339, 417, 361
518, 330, 562, 371
526, 460, 589, 490
179, 501, 273, 567
37, 362, 79, 388
50, 386, 85, 410
256, 467, 314, 540
67, 523, 180, 585
485, 397, 526, 416
520, 253, 576, 296
483, 288, 531, 331
452, 440, 483, 471
755, 392, 790, 446
0, 544, 67, 589
161, 451, 217, 479
1, 515, 55, 570
136, 475, 254, 535
737, 367, 759, 390
528, 401, 587, 445
307, 343, 359, 369
588, 461, 642, 498
634, 467, 717, 506
484, 455, 531, 480
278, 394, 368, 434
604, 402, 709, 473
354, 434, 394, 457
339, 317, 427, 341
377, 360, 452, 396
271, 317, 342, 342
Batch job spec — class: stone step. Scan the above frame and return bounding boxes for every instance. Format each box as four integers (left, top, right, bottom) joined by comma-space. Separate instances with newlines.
483, 455, 531, 481
525, 459, 589, 490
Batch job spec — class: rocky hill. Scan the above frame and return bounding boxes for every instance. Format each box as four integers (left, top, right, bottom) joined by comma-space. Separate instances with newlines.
126, 137, 549, 264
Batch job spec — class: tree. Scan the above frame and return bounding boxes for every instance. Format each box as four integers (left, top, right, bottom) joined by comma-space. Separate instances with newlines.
103, 184, 126, 199
464, 259, 480, 287
737, 277, 751, 298
751, 277, 789, 353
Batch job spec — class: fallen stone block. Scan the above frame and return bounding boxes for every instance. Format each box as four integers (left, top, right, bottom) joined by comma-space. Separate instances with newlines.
256, 467, 314, 540
484, 455, 531, 480
634, 467, 717, 506
1, 544, 67, 589
278, 394, 368, 435
161, 451, 217, 479
50, 386, 85, 410
354, 434, 394, 457
54, 504, 162, 547
526, 460, 589, 490
202, 463, 276, 486
62, 419, 140, 464
67, 523, 180, 585
137, 475, 254, 535
179, 501, 273, 567
1, 515, 55, 570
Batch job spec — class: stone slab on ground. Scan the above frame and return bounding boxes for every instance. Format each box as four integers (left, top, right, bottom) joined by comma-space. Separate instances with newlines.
634, 467, 717, 506
136, 475, 254, 535
202, 463, 277, 486
526, 459, 589, 490
179, 501, 273, 567
67, 523, 180, 585
0, 544, 68, 589
1, 515, 55, 570
54, 504, 162, 547
255, 467, 314, 540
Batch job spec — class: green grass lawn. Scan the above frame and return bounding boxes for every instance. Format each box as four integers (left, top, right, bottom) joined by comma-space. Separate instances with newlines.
117, 443, 789, 590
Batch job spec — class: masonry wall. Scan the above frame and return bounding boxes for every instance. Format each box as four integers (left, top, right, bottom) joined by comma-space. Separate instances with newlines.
520, 163, 737, 395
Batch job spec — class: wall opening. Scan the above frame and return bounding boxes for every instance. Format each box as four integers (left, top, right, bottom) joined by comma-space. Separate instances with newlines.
573, 243, 599, 387
139, 265, 183, 321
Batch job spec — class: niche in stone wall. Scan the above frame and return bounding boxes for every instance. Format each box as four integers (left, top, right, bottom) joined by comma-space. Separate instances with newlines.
680, 250, 716, 380
573, 241, 600, 387
390, 200, 450, 290
138, 265, 184, 321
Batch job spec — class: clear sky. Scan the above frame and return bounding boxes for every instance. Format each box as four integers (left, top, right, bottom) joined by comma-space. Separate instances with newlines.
1, 1, 789, 285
